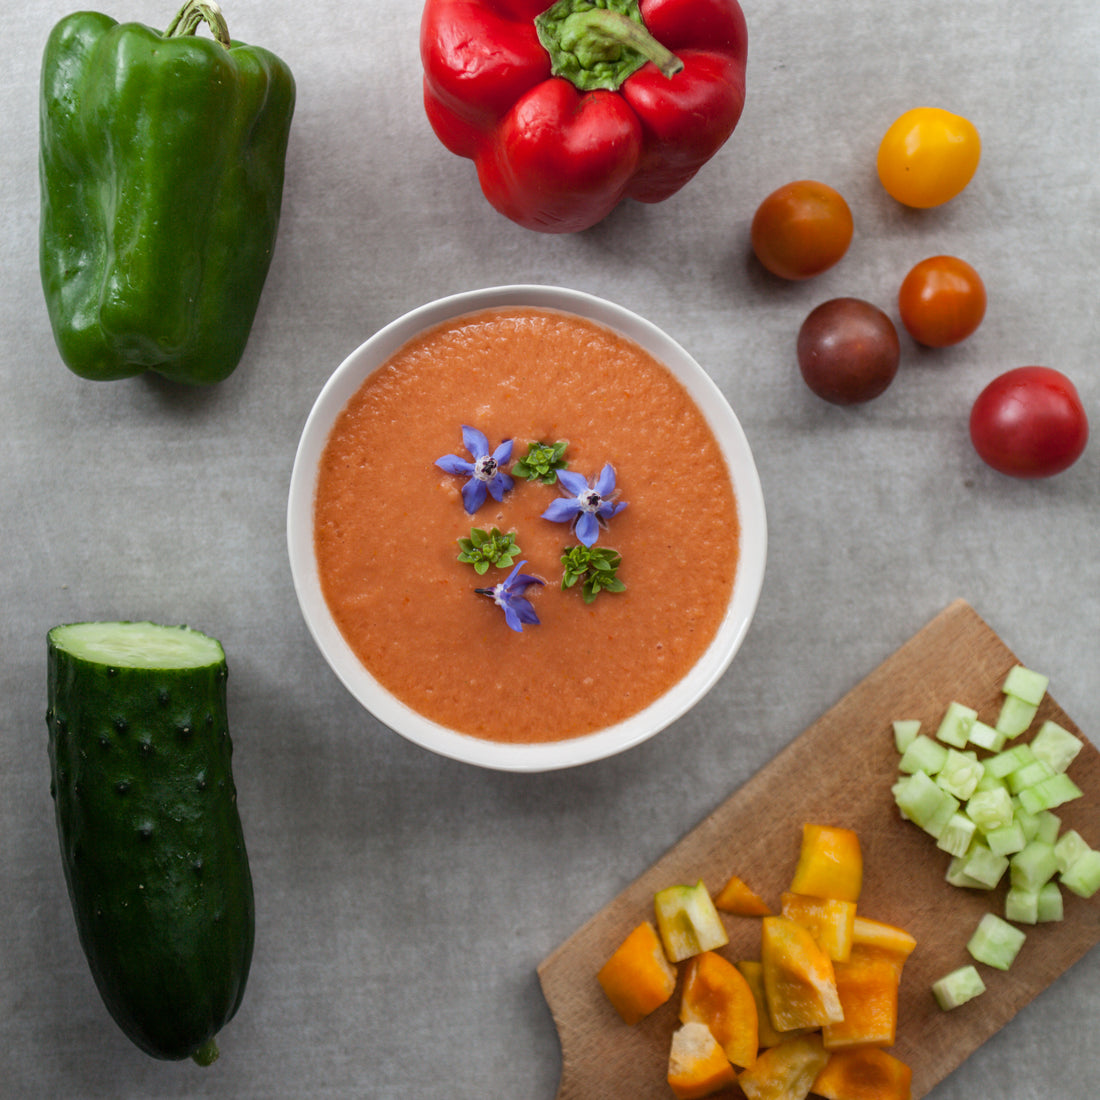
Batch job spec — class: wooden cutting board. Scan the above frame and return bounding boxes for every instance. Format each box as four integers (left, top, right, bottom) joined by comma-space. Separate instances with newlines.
538, 600, 1100, 1099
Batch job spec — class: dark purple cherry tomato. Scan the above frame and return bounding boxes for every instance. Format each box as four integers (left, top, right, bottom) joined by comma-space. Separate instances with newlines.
796, 298, 901, 405
970, 366, 1088, 478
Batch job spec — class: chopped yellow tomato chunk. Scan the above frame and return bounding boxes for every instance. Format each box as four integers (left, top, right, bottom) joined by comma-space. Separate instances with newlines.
667, 1021, 738, 1099
680, 951, 758, 1068
739, 1032, 830, 1100
789, 824, 863, 903
779, 892, 856, 962
761, 916, 844, 1031
714, 874, 772, 916
596, 921, 676, 1025
813, 1046, 913, 1100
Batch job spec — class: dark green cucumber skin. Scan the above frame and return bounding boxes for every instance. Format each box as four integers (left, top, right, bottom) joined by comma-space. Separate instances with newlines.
46, 634, 254, 1062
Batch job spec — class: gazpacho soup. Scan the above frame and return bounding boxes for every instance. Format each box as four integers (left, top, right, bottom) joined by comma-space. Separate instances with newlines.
313, 307, 740, 743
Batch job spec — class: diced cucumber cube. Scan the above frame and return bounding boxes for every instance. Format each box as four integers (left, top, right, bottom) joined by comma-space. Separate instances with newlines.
936, 701, 978, 748
967, 912, 1026, 970
893, 719, 922, 753
961, 842, 1009, 889
894, 771, 960, 837
985, 823, 1027, 857
995, 694, 1038, 739
937, 813, 978, 858
1054, 830, 1091, 874
1004, 885, 1040, 925
1016, 773, 1083, 815
1006, 759, 1056, 795
1037, 882, 1064, 923
968, 719, 1006, 753
1034, 811, 1061, 846
986, 743, 1036, 779
932, 965, 986, 1010
1061, 849, 1100, 899
1010, 841, 1059, 891
1001, 665, 1049, 707
898, 734, 948, 775
966, 786, 1014, 833
1029, 720, 1083, 774
946, 856, 990, 889
973, 773, 1008, 794
936, 749, 983, 800
1014, 806, 1042, 842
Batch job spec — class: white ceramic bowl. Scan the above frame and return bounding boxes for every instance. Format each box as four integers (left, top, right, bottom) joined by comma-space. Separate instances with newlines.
287, 285, 766, 771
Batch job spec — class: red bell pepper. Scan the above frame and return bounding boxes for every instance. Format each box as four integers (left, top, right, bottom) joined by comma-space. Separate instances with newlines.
420, 0, 748, 233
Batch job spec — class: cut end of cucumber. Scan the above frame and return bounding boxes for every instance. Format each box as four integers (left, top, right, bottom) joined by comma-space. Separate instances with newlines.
49, 621, 224, 671
191, 1036, 221, 1067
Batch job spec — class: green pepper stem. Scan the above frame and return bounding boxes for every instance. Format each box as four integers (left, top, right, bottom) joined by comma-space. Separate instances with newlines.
191, 1037, 221, 1066
165, 0, 231, 48
561, 9, 683, 80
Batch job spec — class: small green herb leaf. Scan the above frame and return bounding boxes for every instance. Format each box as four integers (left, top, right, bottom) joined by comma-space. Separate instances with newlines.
457, 527, 521, 573
560, 544, 625, 602
513, 440, 570, 484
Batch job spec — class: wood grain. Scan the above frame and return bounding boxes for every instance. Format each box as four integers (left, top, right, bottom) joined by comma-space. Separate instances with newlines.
538, 600, 1100, 1099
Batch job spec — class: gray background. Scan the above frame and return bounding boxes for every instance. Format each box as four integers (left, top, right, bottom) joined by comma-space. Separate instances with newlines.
2, 1, 1097, 1096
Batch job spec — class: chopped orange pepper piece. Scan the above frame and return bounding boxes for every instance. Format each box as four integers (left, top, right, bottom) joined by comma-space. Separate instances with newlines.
779, 892, 856, 962
735, 960, 812, 1049
850, 916, 917, 971
761, 916, 844, 1032
667, 1021, 738, 1099
789, 824, 862, 903
822, 944, 899, 1050
738, 1032, 830, 1100
714, 874, 772, 916
596, 921, 676, 1025
680, 951, 759, 1068
812, 1046, 913, 1100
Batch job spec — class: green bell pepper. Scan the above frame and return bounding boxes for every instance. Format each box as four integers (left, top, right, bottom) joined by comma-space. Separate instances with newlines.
39, 1, 295, 385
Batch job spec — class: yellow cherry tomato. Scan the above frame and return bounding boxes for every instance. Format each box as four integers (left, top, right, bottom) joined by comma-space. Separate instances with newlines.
876, 107, 981, 208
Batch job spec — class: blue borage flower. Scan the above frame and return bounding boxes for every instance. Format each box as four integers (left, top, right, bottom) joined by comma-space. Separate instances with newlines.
435, 426, 514, 514
541, 464, 627, 547
475, 560, 545, 632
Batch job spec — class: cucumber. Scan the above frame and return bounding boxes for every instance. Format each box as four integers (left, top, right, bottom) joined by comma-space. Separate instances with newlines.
46, 621, 254, 1064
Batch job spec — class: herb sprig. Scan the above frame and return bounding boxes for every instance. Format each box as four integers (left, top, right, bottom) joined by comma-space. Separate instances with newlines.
457, 527, 521, 575
561, 545, 626, 604
512, 440, 569, 484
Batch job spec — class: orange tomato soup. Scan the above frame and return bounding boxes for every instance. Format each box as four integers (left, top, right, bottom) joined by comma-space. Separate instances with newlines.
314, 308, 739, 743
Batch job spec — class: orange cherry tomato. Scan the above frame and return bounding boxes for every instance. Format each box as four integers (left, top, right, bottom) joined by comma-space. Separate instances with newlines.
877, 108, 981, 208
898, 255, 986, 347
751, 180, 853, 280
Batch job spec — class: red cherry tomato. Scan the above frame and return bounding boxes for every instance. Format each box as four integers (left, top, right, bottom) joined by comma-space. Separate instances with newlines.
751, 180, 853, 280
970, 367, 1088, 478
898, 255, 986, 347
796, 298, 900, 405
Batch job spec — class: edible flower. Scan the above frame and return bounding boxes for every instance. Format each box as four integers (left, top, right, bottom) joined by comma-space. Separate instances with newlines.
542, 464, 627, 547
435, 426, 514, 514
475, 560, 545, 632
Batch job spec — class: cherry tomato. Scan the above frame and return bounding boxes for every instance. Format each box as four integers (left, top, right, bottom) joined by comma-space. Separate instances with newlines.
751, 180, 853, 280
970, 367, 1088, 478
797, 298, 900, 405
877, 107, 981, 208
898, 255, 986, 347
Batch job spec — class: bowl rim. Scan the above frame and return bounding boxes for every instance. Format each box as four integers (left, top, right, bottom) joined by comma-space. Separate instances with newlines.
286, 284, 767, 772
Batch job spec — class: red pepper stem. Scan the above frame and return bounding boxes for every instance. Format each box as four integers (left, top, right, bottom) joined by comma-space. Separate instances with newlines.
164, 0, 232, 48
563, 10, 683, 80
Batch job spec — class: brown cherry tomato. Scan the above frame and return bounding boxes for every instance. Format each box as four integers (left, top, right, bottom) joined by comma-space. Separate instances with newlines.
797, 298, 900, 405
898, 255, 986, 347
751, 180, 853, 280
